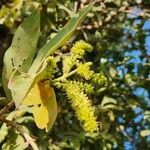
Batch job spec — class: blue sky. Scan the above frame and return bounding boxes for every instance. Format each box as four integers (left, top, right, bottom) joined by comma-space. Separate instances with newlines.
121, 16, 150, 149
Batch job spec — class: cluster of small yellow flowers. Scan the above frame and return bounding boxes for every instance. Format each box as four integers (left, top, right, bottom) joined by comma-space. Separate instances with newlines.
63, 81, 98, 133
63, 40, 93, 73
71, 81, 94, 93
71, 40, 93, 57
37, 56, 57, 81
92, 72, 107, 86
77, 62, 94, 80
63, 56, 77, 73
45, 56, 57, 79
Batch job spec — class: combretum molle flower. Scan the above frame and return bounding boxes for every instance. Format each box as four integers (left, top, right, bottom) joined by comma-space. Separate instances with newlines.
63, 81, 98, 133
63, 40, 93, 73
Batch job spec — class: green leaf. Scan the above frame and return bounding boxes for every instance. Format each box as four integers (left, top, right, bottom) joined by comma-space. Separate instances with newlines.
2, 11, 40, 100
0, 123, 8, 143
0, 109, 25, 144
107, 111, 115, 121
46, 87, 57, 132
143, 111, 150, 122
101, 96, 117, 108
109, 66, 117, 77
100, 96, 123, 110
2, 131, 26, 150
8, 2, 94, 107
140, 130, 150, 137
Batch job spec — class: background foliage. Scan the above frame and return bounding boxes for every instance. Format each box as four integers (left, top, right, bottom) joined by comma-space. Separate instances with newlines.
0, 0, 150, 149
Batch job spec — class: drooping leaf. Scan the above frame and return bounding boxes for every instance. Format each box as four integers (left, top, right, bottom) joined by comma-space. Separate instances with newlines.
8, 2, 94, 107
100, 96, 123, 110
0, 122, 8, 144
45, 86, 57, 131
0, 109, 26, 144
2, 130, 26, 150
2, 11, 40, 100
22, 80, 57, 132
101, 96, 117, 108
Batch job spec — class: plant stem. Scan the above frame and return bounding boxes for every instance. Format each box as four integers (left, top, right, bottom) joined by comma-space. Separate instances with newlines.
0, 118, 39, 150
52, 69, 77, 84
0, 101, 14, 117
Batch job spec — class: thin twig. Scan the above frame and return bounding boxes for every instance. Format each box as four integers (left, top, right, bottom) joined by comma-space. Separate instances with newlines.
0, 118, 39, 150
0, 101, 14, 117
52, 69, 77, 84
0, 97, 7, 101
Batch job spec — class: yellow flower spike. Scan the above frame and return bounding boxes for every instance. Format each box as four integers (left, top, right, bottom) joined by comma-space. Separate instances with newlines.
77, 62, 94, 80
63, 81, 98, 133
92, 72, 107, 86
63, 56, 77, 73
22, 80, 57, 132
71, 81, 94, 93
63, 40, 93, 73
71, 40, 93, 55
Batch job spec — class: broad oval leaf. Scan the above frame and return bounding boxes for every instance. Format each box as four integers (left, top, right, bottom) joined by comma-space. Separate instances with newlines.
2, 11, 40, 100
22, 80, 57, 132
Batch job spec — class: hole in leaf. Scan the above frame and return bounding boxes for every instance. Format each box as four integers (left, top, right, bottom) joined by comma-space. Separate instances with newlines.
37, 103, 41, 107
28, 105, 34, 108
11, 58, 14, 67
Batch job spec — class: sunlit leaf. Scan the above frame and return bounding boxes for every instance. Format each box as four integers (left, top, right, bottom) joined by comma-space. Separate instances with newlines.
22, 80, 57, 132
140, 130, 150, 137
101, 96, 117, 108
2, 10, 40, 100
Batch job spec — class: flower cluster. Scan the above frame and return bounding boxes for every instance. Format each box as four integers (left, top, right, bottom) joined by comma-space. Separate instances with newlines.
71, 40, 93, 57
92, 72, 108, 86
76, 62, 107, 87
63, 56, 77, 73
70, 81, 94, 94
63, 81, 98, 133
77, 62, 107, 86
51, 40, 108, 133
45, 56, 57, 79
63, 40, 93, 73
77, 62, 94, 80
